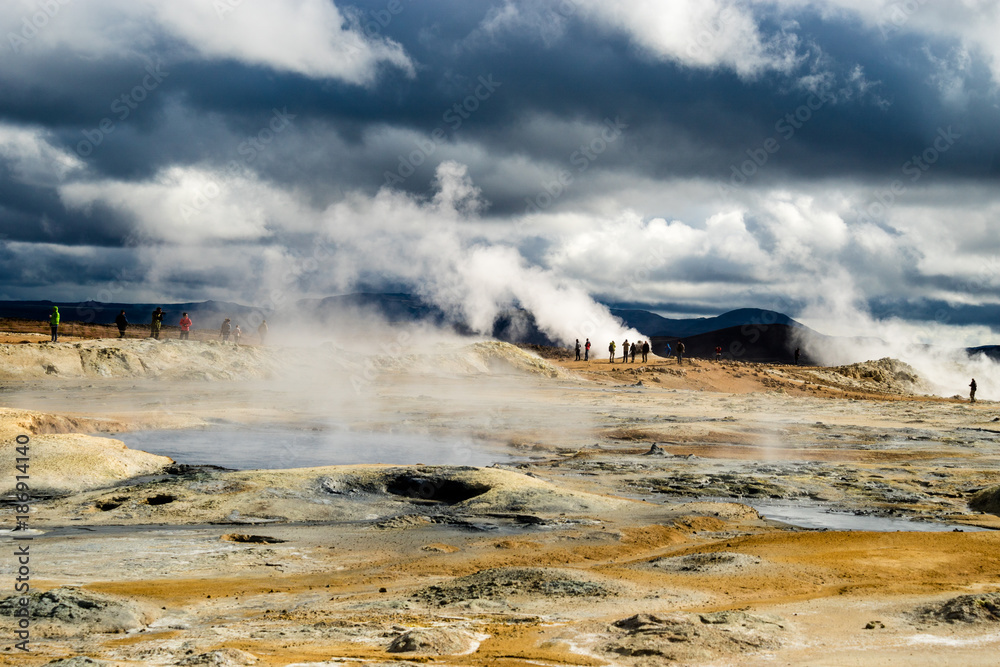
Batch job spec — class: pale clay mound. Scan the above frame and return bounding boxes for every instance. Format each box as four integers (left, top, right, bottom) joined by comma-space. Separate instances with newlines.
0, 338, 276, 381
0, 408, 172, 496
0, 586, 158, 637
366, 340, 566, 378
31, 465, 629, 527
809, 357, 929, 395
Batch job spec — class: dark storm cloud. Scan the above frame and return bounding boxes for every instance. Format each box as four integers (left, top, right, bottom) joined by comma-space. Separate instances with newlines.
1, 0, 1000, 343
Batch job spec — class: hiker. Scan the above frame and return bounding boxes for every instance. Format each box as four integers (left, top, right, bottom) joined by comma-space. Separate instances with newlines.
49, 306, 59, 342
584, 338, 591, 361
258, 319, 268, 345
794, 347, 801, 365
715, 345, 722, 361
115, 310, 128, 338
609, 340, 616, 363
575, 339, 581, 361
234, 324, 242, 346
676, 341, 685, 365
970, 378, 977, 403
641, 340, 649, 363
630, 341, 637, 363
621, 340, 629, 364
179, 312, 192, 340
664, 342, 672, 360
151, 307, 163, 339
220, 318, 232, 342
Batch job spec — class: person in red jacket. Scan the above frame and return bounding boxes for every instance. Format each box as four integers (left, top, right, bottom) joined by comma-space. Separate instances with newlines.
179, 312, 192, 340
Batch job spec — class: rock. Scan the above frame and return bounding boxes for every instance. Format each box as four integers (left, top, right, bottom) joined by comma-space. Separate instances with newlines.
643, 443, 666, 456
0, 587, 157, 636
416, 567, 617, 607
969, 485, 1000, 515
176, 648, 259, 665
925, 594, 1000, 623
387, 627, 483, 655
220, 534, 286, 544
44, 659, 111, 667
606, 611, 784, 662
864, 620, 885, 629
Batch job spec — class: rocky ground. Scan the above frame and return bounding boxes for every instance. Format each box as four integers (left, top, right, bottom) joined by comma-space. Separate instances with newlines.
1, 337, 1000, 665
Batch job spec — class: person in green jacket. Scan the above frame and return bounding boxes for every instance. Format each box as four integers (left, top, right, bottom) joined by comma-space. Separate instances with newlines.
49, 306, 59, 342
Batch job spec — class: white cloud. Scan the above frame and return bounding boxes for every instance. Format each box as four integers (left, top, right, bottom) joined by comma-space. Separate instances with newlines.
570, 0, 801, 77
0, 123, 82, 186
59, 166, 313, 243
1, 0, 412, 83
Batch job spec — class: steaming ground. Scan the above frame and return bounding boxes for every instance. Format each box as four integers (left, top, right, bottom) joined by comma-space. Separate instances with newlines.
3, 335, 1000, 665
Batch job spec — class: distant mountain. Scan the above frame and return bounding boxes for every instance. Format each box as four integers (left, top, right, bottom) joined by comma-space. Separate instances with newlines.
650, 324, 820, 365
610, 307, 805, 338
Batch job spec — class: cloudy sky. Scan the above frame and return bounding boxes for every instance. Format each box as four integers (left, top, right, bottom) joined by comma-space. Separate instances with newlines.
2, 0, 999, 343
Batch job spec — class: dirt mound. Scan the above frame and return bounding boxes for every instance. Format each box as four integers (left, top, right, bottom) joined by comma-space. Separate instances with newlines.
43, 659, 111, 667
922, 593, 1000, 623
671, 502, 763, 520
969, 485, 1000, 515
417, 567, 617, 607
821, 358, 927, 395
176, 648, 259, 665
0, 339, 275, 381
603, 611, 785, 662
0, 586, 157, 636
387, 627, 485, 655
449, 341, 566, 377
0, 409, 172, 496
651, 551, 763, 573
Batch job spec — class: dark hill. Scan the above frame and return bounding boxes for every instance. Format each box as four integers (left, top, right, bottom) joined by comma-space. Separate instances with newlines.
652, 323, 825, 364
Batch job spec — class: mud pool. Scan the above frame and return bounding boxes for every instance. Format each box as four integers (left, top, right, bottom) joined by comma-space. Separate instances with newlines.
115, 424, 516, 469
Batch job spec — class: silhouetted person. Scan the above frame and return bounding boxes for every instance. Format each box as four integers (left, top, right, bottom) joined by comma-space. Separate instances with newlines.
179, 312, 192, 340
258, 319, 268, 345
115, 310, 128, 338
715, 345, 722, 361
151, 307, 163, 339
641, 340, 649, 363
575, 338, 581, 361
970, 378, 977, 403
630, 341, 637, 363
584, 338, 591, 361
676, 341, 685, 365
622, 340, 629, 364
794, 347, 801, 365
220, 318, 232, 342
49, 306, 59, 342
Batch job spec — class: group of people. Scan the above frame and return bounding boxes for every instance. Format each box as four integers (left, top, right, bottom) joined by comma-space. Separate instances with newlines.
574, 338, 652, 364
46, 305, 269, 345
